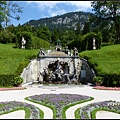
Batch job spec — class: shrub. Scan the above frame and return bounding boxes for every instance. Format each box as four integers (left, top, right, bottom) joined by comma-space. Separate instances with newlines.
0, 31, 16, 44
16, 32, 51, 49
101, 74, 120, 87
0, 74, 14, 87
93, 76, 104, 85
13, 76, 23, 87
16, 32, 32, 49
14, 59, 29, 77
101, 42, 114, 47
31, 35, 50, 49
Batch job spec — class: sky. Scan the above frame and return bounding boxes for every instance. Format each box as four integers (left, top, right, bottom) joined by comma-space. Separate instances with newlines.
10, 1, 94, 26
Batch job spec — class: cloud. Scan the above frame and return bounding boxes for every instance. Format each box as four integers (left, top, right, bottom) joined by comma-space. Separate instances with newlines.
66, 1, 91, 7
66, 1, 92, 12
26, 1, 65, 10
48, 9, 67, 17
26, 1, 92, 17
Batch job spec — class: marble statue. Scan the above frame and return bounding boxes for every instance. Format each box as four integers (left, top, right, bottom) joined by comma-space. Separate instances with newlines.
93, 37, 96, 50
21, 36, 26, 49
73, 47, 78, 56
38, 48, 45, 56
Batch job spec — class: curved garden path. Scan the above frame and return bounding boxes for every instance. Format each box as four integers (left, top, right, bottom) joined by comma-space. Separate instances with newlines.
65, 85, 120, 119
23, 99, 53, 119
0, 84, 120, 119
0, 110, 25, 119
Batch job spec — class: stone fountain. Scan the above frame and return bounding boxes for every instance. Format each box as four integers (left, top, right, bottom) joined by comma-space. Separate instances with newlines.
36, 46, 81, 84
21, 45, 95, 85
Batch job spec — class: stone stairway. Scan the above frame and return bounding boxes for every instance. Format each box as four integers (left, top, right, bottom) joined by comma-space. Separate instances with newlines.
49, 51, 68, 56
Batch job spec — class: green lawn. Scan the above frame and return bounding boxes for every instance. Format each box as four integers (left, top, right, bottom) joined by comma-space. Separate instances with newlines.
79, 44, 120, 74
0, 43, 39, 75
1, 43, 120, 76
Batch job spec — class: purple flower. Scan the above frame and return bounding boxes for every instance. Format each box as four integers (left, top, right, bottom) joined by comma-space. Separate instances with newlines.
27, 93, 91, 119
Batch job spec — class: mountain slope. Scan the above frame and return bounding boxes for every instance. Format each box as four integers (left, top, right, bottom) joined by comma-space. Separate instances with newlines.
23, 11, 94, 32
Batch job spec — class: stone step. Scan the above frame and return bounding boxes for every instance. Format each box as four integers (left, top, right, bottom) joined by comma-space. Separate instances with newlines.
49, 51, 68, 56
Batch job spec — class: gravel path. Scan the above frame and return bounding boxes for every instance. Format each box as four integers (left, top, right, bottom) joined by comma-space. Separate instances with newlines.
0, 84, 119, 119
0, 110, 25, 119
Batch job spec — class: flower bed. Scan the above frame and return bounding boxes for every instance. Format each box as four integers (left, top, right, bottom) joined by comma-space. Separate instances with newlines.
0, 87, 26, 91
26, 93, 91, 119
75, 100, 120, 119
93, 86, 120, 90
0, 101, 42, 119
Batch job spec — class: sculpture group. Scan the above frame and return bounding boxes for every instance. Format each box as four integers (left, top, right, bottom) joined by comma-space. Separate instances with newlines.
37, 59, 79, 84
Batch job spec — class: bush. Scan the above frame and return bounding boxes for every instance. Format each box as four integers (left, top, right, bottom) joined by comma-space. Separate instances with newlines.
101, 74, 120, 87
16, 32, 32, 49
14, 59, 29, 77
0, 31, 16, 44
16, 32, 51, 49
93, 76, 104, 85
31, 35, 51, 49
82, 32, 102, 50
13, 76, 23, 87
101, 42, 114, 47
0, 74, 14, 87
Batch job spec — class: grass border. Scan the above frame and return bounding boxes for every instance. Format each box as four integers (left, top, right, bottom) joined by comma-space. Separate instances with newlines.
62, 97, 94, 119
0, 108, 30, 119
25, 96, 94, 119
0, 104, 44, 119
25, 97, 55, 119
91, 108, 120, 119
75, 103, 120, 119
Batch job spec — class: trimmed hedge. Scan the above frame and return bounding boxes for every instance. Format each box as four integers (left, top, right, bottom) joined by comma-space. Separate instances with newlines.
16, 32, 51, 49
14, 58, 29, 77
0, 57, 31, 87
0, 74, 14, 87
100, 74, 120, 87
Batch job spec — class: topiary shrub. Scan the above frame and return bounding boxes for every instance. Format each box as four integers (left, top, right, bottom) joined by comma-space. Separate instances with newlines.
13, 76, 23, 87
93, 76, 104, 86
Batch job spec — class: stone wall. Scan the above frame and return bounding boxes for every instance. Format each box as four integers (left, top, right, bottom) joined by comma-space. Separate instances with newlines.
20, 59, 38, 83
79, 58, 95, 83
21, 56, 95, 84
21, 56, 82, 84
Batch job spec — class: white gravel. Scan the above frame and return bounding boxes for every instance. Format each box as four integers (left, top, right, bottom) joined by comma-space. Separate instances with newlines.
0, 84, 119, 119
0, 110, 25, 119
96, 110, 120, 119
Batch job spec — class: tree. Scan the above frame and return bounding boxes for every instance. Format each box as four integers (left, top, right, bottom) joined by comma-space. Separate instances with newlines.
82, 21, 90, 35
61, 30, 76, 46
0, 1, 6, 25
51, 29, 59, 45
91, 1, 120, 43
36, 25, 51, 42
0, 1, 23, 29
75, 21, 81, 35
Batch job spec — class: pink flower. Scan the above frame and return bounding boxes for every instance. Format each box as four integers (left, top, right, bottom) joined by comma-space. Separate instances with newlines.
0, 87, 26, 91
93, 86, 120, 91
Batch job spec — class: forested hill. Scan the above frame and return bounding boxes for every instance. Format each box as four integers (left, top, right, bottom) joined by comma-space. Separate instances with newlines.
23, 11, 94, 32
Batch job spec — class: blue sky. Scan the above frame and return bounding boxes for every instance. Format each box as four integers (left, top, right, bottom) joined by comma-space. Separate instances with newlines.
10, 1, 94, 26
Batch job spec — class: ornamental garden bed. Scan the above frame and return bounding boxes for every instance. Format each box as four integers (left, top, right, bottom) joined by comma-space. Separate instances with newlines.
75, 100, 120, 119
93, 86, 120, 91
0, 101, 44, 119
0, 94, 120, 119
25, 93, 93, 119
0, 87, 26, 91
